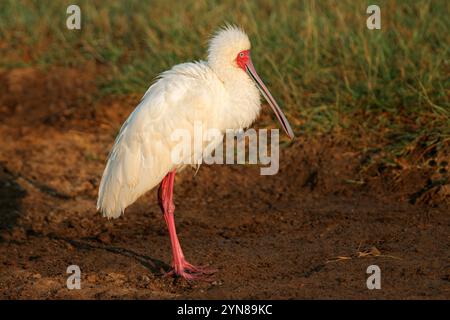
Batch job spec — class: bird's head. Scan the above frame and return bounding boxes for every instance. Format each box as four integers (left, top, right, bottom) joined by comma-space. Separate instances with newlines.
207, 25, 294, 139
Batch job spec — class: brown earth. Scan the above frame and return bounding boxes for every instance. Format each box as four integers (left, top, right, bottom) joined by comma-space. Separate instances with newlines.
0, 67, 448, 299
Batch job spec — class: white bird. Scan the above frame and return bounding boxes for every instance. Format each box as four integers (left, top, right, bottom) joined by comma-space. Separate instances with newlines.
97, 25, 294, 281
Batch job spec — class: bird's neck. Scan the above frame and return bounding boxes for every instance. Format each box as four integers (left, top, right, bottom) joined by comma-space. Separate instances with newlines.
208, 61, 261, 130
208, 58, 253, 93
209, 59, 240, 83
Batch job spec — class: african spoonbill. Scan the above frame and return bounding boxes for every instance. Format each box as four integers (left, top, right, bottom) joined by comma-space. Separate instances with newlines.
97, 26, 294, 280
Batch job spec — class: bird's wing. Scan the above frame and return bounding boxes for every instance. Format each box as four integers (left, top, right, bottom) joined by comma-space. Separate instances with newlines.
97, 62, 222, 218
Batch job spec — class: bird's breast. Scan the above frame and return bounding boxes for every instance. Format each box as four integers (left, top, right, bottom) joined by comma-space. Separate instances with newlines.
219, 75, 261, 131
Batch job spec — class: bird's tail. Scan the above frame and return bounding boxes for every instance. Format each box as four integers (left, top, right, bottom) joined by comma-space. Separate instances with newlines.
97, 159, 125, 219
96, 152, 168, 219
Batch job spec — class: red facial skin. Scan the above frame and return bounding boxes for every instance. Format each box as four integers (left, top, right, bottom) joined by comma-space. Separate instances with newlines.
236, 49, 250, 71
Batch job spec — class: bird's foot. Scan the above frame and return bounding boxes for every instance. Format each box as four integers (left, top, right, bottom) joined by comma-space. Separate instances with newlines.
164, 260, 217, 282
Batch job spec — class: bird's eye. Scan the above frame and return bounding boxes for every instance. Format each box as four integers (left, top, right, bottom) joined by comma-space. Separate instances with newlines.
239, 52, 244, 57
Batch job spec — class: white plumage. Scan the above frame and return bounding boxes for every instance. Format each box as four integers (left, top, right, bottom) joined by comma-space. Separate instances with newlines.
97, 26, 262, 218
97, 25, 295, 280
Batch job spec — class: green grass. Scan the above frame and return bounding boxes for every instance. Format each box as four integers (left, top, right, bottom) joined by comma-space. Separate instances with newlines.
0, 0, 449, 160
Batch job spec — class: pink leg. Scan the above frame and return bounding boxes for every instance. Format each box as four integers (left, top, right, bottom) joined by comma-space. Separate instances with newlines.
158, 170, 216, 281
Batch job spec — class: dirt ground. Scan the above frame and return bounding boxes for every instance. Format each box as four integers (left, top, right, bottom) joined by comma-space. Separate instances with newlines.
0, 67, 448, 299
